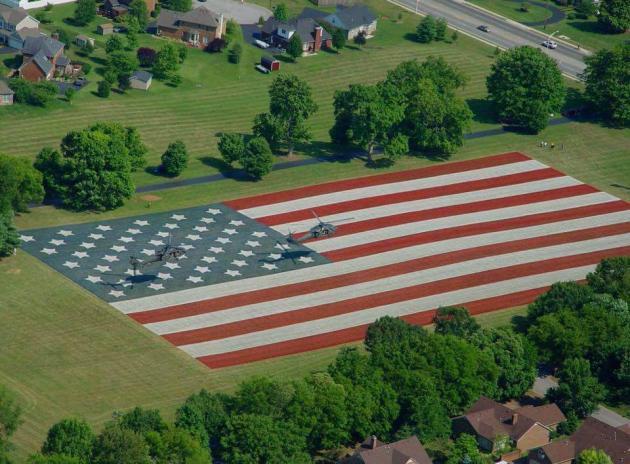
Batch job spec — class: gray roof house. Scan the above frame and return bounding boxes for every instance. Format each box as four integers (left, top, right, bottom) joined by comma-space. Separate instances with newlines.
261, 16, 331, 53
324, 4, 377, 39
130, 70, 152, 90
19, 35, 68, 81
0, 3, 40, 49
22, 35, 64, 58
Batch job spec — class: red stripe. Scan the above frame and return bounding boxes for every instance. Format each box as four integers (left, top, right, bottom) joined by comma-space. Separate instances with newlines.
225, 152, 531, 210
301, 184, 597, 242
165, 245, 630, 346
196, 285, 574, 368
258, 168, 563, 226
325, 200, 629, 261
129, 201, 629, 325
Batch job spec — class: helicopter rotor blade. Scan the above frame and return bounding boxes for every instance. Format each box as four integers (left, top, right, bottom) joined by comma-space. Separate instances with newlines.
328, 217, 355, 224
311, 210, 324, 224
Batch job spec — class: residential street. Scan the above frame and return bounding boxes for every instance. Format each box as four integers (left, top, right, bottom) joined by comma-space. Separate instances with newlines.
388, 0, 588, 80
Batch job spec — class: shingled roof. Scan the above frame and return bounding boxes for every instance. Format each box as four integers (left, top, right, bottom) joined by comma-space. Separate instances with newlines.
22, 35, 64, 58
0, 3, 30, 25
157, 6, 222, 29
262, 16, 331, 44
346, 436, 433, 464
326, 4, 376, 30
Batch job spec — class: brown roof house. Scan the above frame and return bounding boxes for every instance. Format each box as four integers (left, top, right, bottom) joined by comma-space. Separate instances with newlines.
528, 417, 630, 464
156, 6, 225, 48
18, 35, 68, 82
0, 79, 14, 105
453, 397, 566, 454
97, 22, 114, 35
343, 435, 433, 464
261, 16, 331, 54
0, 3, 40, 50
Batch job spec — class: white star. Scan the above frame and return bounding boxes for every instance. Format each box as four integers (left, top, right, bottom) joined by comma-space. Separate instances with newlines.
88, 233, 104, 240
164, 262, 180, 270
239, 250, 255, 257
200, 217, 215, 224
80, 242, 96, 249
62, 261, 79, 269
223, 229, 237, 235
109, 290, 125, 298
194, 266, 210, 274
85, 275, 102, 283
171, 214, 186, 221
72, 251, 89, 259
216, 237, 231, 244
96, 225, 112, 231
193, 226, 208, 232
156, 231, 170, 237
126, 228, 141, 235
41, 248, 57, 255
229, 220, 245, 227
298, 256, 314, 263
94, 264, 111, 273
19, 235, 34, 242
141, 249, 155, 256
49, 239, 65, 246
157, 272, 172, 280
149, 240, 164, 246
111, 245, 127, 253
252, 231, 267, 238
201, 256, 217, 264
231, 259, 248, 267
179, 244, 195, 251
275, 243, 289, 251
206, 208, 222, 215
125, 268, 141, 276
187, 275, 203, 284
209, 247, 224, 254
118, 236, 134, 243
225, 269, 241, 277
268, 253, 282, 260
164, 223, 179, 230
134, 220, 149, 226
148, 283, 164, 291
186, 234, 201, 241
246, 240, 261, 248
102, 255, 119, 263
261, 262, 278, 271
57, 230, 73, 237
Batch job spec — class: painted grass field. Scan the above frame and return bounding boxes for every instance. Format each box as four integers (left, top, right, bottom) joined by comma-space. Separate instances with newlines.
0, 0, 629, 459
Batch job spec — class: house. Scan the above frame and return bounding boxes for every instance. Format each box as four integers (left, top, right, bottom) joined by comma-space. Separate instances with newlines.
261, 17, 331, 54
156, 6, 225, 48
129, 70, 151, 90
101, 0, 155, 18
0, 3, 40, 50
324, 4, 377, 39
97, 22, 114, 35
18, 35, 67, 81
0, 79, 14, 105
75, 34, 95, 48
261, 55, 280, 71
342, 435, 433, 464
452, 397, 566, 454
528, 418, 630, 464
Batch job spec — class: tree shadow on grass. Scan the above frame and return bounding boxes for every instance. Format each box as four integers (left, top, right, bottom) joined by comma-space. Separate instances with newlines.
403, 32, 419, 43
466, 98, 497, 125
565, 19, 603, 35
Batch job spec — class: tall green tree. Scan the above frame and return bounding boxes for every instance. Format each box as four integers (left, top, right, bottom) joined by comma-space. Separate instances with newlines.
433, 306, 480, 338
546, 358, 606, 418
597, 0, 630, 33
416, 15, 436, 43
435, 18, 448, 41
486, 46, 565, 133
174, 390, 228, 452
160, 141, 188, 177
0, 154, 44, 213
92, 423, 151, 464
582, 44, 629, 127
0, 385, 21, 462
41, 419, 94, 464
286, 34, 303, 61
241, 137, 273, 180
28, 454, 81, 464
217, 133, 245, 165
0, 213, 20, 258
272, 3, 288, 21
587, 256, 630, 300
332, 28, 346, 52
153, 43, 180, 80
119, 408, 166, 436
128, 0, 149, 30
73, 0, 96, 26
105, 35, 125, 54
446, 434, 485, 464
578, 449, 613, 464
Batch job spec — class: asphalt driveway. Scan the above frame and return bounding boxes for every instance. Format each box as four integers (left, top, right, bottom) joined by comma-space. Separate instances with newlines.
192, 0, 271, 24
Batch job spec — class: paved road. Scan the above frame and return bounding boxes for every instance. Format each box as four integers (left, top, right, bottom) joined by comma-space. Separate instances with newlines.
389, 0, 588, 79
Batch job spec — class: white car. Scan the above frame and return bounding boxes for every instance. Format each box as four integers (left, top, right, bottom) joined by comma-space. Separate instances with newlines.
254, 39, 270, 49
542, 40, 558, 49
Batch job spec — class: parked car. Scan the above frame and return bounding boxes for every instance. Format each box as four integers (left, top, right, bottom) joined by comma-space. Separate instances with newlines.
254, 39, 270, 49
542, 40, 558, 49
113, 26, 127, 33
478, 25, 490, 32
255, 64, 270, 74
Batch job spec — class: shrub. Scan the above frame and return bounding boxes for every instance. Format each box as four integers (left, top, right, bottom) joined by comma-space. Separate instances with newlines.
206, 38, 227, 53
228, 43, 242, 63
354, 31, 367, 45
137, 47, 157, 67
97, 80, 111, 98
160, 140, 188, 176
9, 79, 57, 106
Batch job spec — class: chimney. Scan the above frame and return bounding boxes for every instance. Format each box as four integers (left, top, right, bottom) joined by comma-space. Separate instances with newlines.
512, 413, 519, 425
370, 435, 378, 449
314, 25, 323, 51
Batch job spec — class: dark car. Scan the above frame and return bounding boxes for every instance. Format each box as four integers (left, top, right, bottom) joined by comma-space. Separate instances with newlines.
478, 25, 490, 32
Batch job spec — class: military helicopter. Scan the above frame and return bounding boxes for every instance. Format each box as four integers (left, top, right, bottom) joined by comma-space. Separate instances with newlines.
129, 235, 186, 276
286, 211, 352, 244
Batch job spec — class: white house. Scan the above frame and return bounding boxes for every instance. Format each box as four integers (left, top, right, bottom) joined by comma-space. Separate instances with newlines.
0, 1, 40, 50
324, 4, 377, 40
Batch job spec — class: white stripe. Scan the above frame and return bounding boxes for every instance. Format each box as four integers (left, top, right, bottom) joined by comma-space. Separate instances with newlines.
309, 192, 616, 253
240, 160, 548, 218
181, 265, 596, 357
147, 234, 630, 335
273, 176, 580, 234
112, 207, 628, 313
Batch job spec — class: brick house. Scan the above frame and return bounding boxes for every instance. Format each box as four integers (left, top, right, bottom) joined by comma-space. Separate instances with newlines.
0, 3, 39, 50
452, 397, 566, 454
261, 16, 331, 54
324, 4, 376, 40
342, 435, 433, 464
156, 6, 225, 48
18, 35, 67, 81
528, 417, 630, 464
101, 0, 156, 19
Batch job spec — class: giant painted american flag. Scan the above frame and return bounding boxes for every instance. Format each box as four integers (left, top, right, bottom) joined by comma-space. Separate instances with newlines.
20, 153, 630, 368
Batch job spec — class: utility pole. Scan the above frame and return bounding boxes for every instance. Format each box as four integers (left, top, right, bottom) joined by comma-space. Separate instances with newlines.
415, 0, 419, 14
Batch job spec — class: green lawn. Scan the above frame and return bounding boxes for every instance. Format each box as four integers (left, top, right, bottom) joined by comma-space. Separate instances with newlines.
467, 0, 552, 24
